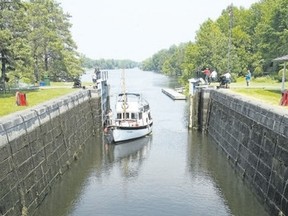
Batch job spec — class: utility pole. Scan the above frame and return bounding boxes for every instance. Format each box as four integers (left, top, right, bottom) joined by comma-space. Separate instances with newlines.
0, 52, 7, 92
227, 4, 233, 73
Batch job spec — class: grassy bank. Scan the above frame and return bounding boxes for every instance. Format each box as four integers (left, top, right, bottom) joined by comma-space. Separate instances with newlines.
231, 89, 282, 106
229, 77, 286, 107
0, 87, 78, 117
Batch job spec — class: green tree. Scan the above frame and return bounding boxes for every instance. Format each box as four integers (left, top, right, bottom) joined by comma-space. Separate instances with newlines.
0, 0, 33, 87
28, 0, 82, 82
195, 19, 229, 74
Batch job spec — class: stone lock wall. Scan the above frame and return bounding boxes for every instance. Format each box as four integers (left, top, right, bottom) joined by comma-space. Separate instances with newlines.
0, 90, 102, 216
207, 89, 288, 216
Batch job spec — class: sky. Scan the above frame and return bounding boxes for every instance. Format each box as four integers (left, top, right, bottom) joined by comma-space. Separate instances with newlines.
59, 0, 259, 62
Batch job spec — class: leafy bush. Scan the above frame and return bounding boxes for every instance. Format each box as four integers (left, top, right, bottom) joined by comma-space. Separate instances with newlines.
253, 76, 274, 83
277, 69, 288, 82
253, 66, 263, 78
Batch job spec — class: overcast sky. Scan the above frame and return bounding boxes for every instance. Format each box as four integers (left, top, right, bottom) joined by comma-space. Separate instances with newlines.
59, 0, 259, 62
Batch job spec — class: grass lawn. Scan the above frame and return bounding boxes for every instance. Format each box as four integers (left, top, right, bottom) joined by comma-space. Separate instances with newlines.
229, 77, 287, 107
231, 88, 283, 106
0, 87, 78, 117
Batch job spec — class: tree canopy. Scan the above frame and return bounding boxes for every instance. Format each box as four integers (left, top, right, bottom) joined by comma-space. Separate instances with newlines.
140, 0, 288, 86
0, 0, 82, 86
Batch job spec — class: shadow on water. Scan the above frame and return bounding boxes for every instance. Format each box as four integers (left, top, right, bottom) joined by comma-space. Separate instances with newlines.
32, 134, 108, 216
186, 131, 269, 216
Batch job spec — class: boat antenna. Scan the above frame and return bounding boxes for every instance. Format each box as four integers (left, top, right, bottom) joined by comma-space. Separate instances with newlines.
121, 69, 127, 118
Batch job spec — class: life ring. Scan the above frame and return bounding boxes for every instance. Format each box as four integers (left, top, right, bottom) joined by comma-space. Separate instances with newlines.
122, 103, 129, 109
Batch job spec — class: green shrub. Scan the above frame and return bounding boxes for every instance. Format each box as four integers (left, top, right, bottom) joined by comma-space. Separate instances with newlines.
277, 69, 288, 82
253, 76, 273, 83
253, 66, 263, 78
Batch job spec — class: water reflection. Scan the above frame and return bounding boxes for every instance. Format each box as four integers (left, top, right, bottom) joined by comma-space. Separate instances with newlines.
103, 135, 152, 179
186, 131, 269, 216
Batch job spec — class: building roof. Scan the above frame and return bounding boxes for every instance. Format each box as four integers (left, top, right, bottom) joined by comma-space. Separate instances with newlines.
273, 55, 288, 62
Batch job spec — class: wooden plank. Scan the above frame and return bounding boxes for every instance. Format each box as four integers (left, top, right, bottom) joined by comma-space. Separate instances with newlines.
161, 88, 186, 100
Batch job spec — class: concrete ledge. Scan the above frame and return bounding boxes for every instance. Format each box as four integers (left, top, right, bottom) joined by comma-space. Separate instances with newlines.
162, 88, 186, 100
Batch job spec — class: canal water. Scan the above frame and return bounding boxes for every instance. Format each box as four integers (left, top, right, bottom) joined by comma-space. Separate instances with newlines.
35, 68, 269, 216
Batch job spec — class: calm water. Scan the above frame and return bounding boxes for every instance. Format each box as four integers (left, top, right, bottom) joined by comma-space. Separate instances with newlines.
35, 68, 269, 216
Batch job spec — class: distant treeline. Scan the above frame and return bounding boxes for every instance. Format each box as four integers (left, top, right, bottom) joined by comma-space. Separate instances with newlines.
140, 0, 288, 87
81, 55, 140, 70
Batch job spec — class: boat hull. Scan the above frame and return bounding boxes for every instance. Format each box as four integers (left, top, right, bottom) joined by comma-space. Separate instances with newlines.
112, 123, 152, 143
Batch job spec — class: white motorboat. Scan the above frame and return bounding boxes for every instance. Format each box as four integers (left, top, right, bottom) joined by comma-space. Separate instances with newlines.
110, 92, 153, 143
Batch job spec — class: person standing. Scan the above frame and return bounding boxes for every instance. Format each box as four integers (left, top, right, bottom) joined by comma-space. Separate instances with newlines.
92, 73, 97, 84
210, 69, 218, 82
202, 68, 211, 84
245, 69, 251, 86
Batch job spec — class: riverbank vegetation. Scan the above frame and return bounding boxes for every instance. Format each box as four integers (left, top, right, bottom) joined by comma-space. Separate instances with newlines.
140, 0, 288, 90
81, 56, 139, 70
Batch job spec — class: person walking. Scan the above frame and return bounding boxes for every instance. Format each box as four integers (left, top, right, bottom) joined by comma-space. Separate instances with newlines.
245, 69, 251, 86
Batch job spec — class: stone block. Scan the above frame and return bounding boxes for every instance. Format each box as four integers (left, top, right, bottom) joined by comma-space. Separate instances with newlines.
58, 100, 69, 114
254, 171, 269, 194
3, 115, 26, 143
275, 122, 286, 136
271, 172, 284, 193
248, 152, 258, 169
17, 157, 34, 180
13, 145, 31, 167
54, 137, 66, 156
0, 171, 18, 199
44, 139, 56, 157
275, 146, 288, 165
274, 190, 282, 207
0, 158, 12, 179
32, 148, 45, 166
263, 134, 276, 155
258, 160, 272, 181
48, 103, 60, 120
239, 144, 249, 160
0, 186, 20, 216
281, 198, 288, 216
9, 135, 29, 155
249, 140, 261, 156
21, 111, 39, 134
0, 175, 11, 199
0, 142, 10, 162
28, 135, 44, 155
259, 149, 273, 169
23, 171, 36, 191
27, 127, 42, 144
66, 95, 76, 109
46, 150, 59, 167
0, 124, 8, 148
23, 187, 37, 210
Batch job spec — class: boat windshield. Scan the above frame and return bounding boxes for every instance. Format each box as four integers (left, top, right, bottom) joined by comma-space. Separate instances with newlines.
118, 93, 141, 102
116, 112, 140, 120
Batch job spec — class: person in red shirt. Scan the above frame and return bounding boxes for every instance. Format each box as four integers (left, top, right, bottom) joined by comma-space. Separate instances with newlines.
202, 68, 210, 84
